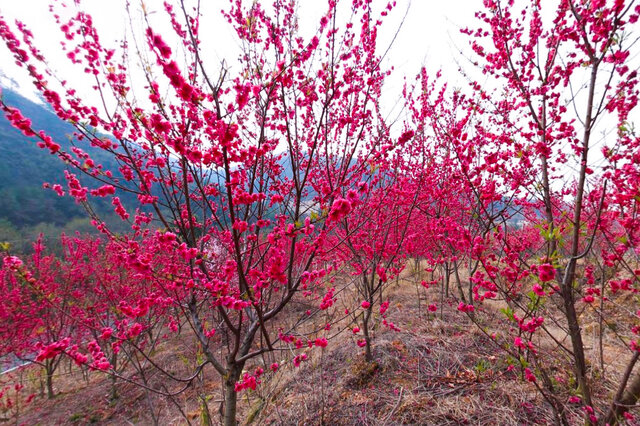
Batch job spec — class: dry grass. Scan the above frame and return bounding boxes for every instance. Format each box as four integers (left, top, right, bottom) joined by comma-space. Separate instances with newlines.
252, 280, 561, 425
3, 267, 638, 425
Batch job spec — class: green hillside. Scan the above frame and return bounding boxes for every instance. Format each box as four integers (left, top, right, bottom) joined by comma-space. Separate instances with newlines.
0, 88, 127, 252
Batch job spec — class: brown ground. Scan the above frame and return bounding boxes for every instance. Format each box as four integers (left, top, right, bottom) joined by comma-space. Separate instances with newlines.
1, 269, 635, 425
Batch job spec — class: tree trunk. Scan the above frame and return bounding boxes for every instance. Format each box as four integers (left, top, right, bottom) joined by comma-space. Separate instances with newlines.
47, 369, 55, 399
223, 364, 242, 426
561, 266, 593, 410
453, 260, 465, 302
444, 262, 450, 298
110, 352, 119, 400
598, 269, 606, 375
362, 307, 373, 362
46, 364, 55, 399
603, 354, 640, 425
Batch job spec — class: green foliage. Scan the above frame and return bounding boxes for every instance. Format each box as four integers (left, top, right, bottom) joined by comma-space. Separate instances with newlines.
500, 306, 515, 321
474, 358, 491, 376
0, 88, 134, 252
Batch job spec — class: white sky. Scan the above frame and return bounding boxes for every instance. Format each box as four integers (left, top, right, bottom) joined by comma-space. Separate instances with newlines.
0, 0, 479, 113
2, 0, 638, 198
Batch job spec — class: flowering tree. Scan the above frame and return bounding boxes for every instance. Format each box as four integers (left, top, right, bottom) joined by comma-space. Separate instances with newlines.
60, 234, 178, 406
405, 0, 640, 423
0, 0, 398, 423
0, 236, 90, 399
3, 0, 639, 423
403, 70, 499, 316
335, 137, 419, 361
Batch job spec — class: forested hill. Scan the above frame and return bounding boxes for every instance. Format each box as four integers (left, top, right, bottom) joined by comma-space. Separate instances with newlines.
0, 88, 124, 251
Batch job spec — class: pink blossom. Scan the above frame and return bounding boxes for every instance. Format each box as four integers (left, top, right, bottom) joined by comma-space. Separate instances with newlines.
100, 327, 113, 340
532, 284, 546, 296
328, 197, 351, 221
315, 337, 328, 348
524, 368, 536, 382
457, 302, 475, 313
538, 264, 555, 282
293, 353, 307, 367
232, 220, 249, 233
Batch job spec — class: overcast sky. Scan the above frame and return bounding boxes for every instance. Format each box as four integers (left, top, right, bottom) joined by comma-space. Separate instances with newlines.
3, 1, 638, 188
0, 0, 479, 112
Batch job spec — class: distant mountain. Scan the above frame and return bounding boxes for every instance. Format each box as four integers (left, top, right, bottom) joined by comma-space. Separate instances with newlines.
0, 71, 44, 106
0, 88, 90, 227
0, 87, 128, 251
